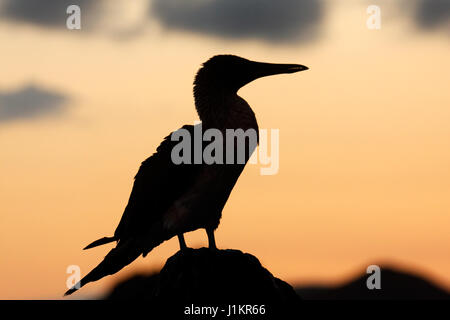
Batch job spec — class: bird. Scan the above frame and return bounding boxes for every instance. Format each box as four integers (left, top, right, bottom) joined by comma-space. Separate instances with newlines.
64, 55, 308, 296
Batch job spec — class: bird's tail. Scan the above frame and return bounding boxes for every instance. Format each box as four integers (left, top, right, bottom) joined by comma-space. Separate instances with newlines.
64, 239, 141, 296
83, 236, 116, 250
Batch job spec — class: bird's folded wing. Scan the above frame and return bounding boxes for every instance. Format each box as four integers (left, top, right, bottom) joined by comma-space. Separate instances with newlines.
113, 125, 204, 240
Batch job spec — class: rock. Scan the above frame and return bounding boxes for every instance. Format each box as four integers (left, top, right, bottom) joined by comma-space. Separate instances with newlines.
106, 248, 301, 317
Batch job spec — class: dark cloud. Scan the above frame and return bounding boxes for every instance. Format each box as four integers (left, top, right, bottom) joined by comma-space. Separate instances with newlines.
0, 0, 324, 42
0, 84, 69, 123
414, 0, 450, 32
150, 0, 324, 43
0, 0, 104, 30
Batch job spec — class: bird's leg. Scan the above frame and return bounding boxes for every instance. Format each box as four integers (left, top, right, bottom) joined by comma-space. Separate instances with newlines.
206, 228, 217, 250
177, 233, 187, 251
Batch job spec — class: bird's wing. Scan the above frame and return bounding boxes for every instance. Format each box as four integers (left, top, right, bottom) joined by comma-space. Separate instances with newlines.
113, 124, 203, 241
67, 124, 253, 295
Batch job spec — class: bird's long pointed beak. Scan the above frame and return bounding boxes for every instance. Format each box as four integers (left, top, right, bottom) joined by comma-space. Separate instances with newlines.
251, 61, 309, 79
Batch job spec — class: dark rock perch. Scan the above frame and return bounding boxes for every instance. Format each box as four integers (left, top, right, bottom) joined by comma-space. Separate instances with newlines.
106, 248, 301, 317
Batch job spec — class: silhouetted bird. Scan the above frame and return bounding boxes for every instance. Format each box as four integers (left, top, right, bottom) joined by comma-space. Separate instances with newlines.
65, 55, 308, 295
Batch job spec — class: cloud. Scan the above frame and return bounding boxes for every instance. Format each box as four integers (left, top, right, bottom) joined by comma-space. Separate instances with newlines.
414, 0, 450, 32
0, 0, 105, 30
0, 0, 149, 39
0, 0, 324, 42
0, 84, 69, 123
150, 0, 324, 43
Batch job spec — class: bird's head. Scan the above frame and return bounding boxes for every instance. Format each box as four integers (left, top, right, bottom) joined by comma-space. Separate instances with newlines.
194, 55, 308, 94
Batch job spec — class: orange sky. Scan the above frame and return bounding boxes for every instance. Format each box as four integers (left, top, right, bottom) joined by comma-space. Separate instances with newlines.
1, 2, 449, 299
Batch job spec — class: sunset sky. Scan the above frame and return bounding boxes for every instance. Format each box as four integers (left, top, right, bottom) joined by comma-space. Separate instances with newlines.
1, 0, 449, 299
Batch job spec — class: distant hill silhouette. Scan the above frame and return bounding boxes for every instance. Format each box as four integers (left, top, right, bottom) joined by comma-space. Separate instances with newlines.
106, 248, 300, 317
296, 267, 450, 300
106, 253, 450, 303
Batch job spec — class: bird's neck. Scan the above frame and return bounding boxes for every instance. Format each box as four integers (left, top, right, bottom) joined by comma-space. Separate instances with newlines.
194, 86, 257, 130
